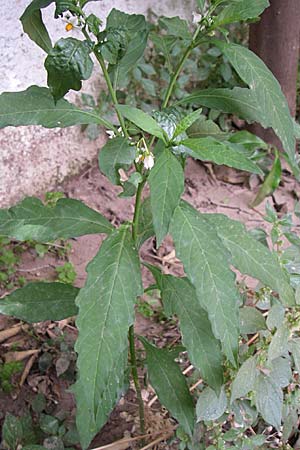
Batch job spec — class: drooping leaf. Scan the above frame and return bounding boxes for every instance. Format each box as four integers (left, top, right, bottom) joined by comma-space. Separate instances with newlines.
268, 323, 290, 362
98, 137, 136, 185
117, 105, 166, 140
155, 273, 223, 391
228, 130, 268, 151
0, 197, 113, 241
231, 356, 258, 403
196, 386, 227, 422
187, 118, 226, 140
75, 226, 142, 448
251, 150, 282, 207
254, 374, 283, 429
45, 38, 93, 101
140, 337, 195, 436
239, 306, 267, 334
182, 137, 263, 174
136, 197, 154, 249
54, 0, 81, 17
159, 16, 192, 40
170, 201, 240, 364
203, 213, 295, 306
173, 109, 203, 139
20, 0, 53, 53
148, 148, 184, 246
0, 86, 114, 129
214, 40, 296, 168
213, 0, 270, 28
0, 282, 78, 322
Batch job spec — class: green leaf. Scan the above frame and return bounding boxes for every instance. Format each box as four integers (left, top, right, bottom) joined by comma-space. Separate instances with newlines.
170, 201, 240, 364
20, 0, 53, 53
182, 137, 262, 174
98, 137, 136, 185
231, 356, 258, 403
213, 0, 270, 28
156, 274, 224, 392
173, 109, 203, 139
39, 414, 59, 435
228, 130, 268, 151
75, 226, 142, 448
148, 148, 184, 246
0, 282, 78, 322
45, 38, 93, 101
288, 339, 300, 373
140, 338, 195, 436
150, 33, 177, 69
136, 197, 154, 249
105, 9, 149, 87
214, 40, 296, 168
196, 386, 227, 422
196, 0, 206, 12
266, 304, 285, 330
203, 213, 295, 306
2, 414, 23, 450
117, 105, 166, 140
159, 16, 192, 40
268, 324, 290, 362
178, 87, 259, 123
0, 197, 113, 241
251, 150, 282, 207
254, 374, 283, 429
269, 357, 292, 388
187, 118, 226, 140
0, 86, 114, 130
119, 172, 143, 198
239, 307, 267, 334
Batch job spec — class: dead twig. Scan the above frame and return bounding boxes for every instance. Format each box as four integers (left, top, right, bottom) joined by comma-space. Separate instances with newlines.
20, 352, 38, 386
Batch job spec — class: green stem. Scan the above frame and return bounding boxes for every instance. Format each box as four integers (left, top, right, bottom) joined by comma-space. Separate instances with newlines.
129, 324, 145, 438
82, 28, 128, 137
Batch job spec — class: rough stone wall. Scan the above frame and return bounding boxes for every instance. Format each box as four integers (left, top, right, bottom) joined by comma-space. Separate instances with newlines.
0, 0, 195, 207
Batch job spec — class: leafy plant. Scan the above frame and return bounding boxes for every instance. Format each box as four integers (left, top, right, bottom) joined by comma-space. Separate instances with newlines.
0, 0, 299, 448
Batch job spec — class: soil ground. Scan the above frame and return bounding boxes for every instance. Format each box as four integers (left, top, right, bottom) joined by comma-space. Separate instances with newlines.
0, 156, 299, 449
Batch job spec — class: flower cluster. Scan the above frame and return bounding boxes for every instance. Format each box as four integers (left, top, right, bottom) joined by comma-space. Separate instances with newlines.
135, 143, 155, 170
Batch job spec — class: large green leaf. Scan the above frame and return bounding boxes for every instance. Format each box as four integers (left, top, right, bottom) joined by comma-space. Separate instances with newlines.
156, 274, 223, 391
170, 201, 240, 364
75, 226, 142, 448
214, 40, 296, 167
140, 338, 195, 437
254, 374, 283, 429
0, 197, 113, 241
268, 324, 290, 362
239, 306, 267, 334
0, 282, 78, 322
158, 16, 192, 40
251, 150, 282, 207
182, 137, 262, 174
148, 148, 184, 247
98, 137, 136, 185
203, 214, 295, 306
196, 386, 227, 422
117, 105, 166, 141
45, 38, 93, 101
213, 0, 270, 28
20, 0, 53, 53
0, 86, 114, 129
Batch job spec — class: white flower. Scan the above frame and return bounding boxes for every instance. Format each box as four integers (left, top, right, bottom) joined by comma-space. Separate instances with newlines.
61, 11, 80, 32
143, 154, 155, 170
192, 12, 202, 24
106, 130, 116, 139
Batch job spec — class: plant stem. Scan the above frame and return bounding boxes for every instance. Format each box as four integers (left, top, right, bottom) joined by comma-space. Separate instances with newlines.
129, 324, 146, 438
161, 25, 202, 109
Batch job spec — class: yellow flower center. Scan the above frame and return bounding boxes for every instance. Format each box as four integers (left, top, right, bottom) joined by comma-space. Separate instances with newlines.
65, 23, 74, 32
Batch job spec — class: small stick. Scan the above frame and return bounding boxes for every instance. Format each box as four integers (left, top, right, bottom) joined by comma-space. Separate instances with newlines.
20, 352, 38, 386
4, 349, 39, 363
0, 324, 28, 343
247, 333, 259, 346
139, 432, 174, 450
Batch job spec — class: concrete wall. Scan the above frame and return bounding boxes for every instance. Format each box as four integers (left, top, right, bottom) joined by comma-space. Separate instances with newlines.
0, 0, 195, 207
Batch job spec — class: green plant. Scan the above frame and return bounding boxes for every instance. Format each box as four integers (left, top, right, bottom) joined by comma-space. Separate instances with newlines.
0, 361, 23, 393
0, 0, 299, 448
